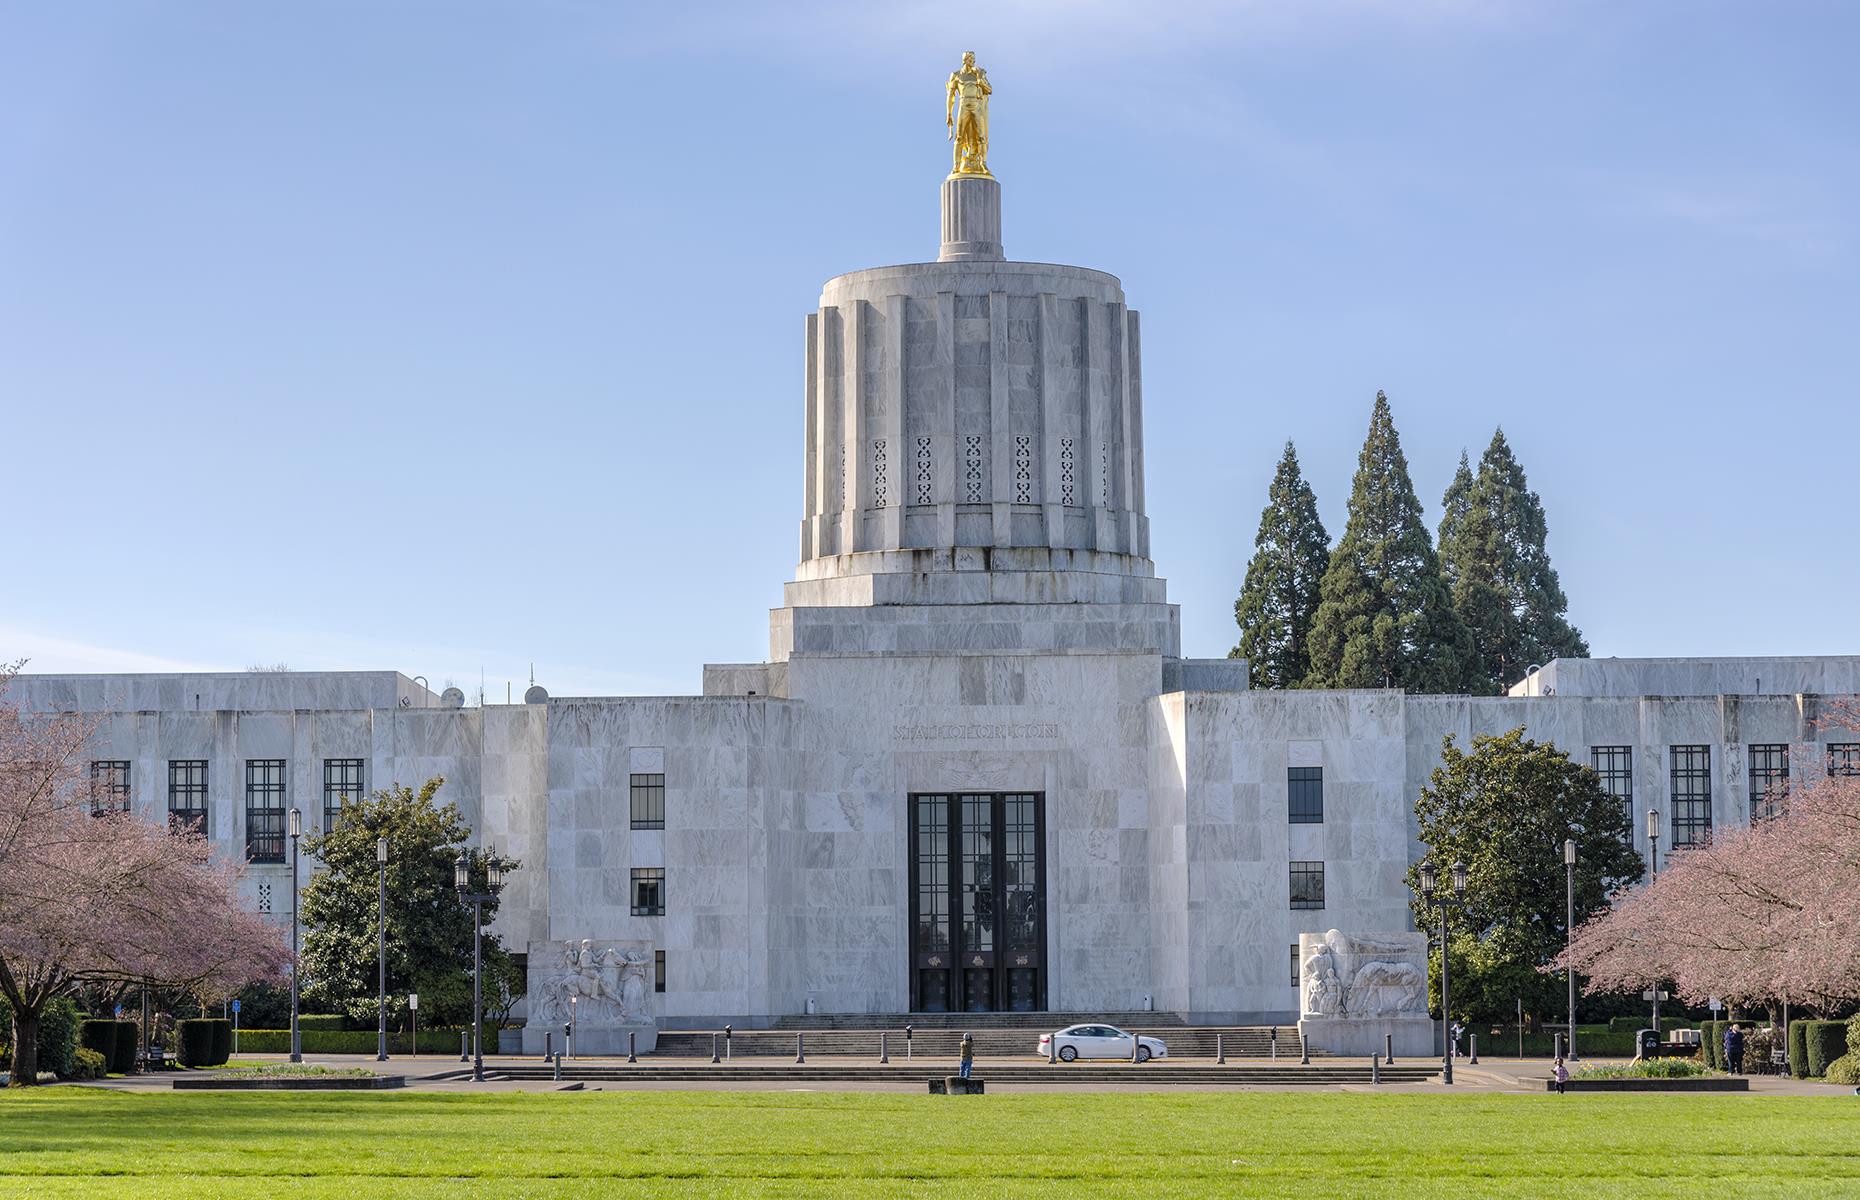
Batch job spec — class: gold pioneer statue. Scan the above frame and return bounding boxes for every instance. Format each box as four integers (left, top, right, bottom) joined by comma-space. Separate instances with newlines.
945, 51, 992, 177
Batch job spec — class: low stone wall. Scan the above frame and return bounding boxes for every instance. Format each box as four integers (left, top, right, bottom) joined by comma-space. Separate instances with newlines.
172, 1076, 404, 1091
1543, 1077, 1748, 1092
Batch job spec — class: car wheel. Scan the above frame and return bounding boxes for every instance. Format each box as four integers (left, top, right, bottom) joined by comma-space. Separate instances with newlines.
1058, 1045, 1077, 1062
1136, 1046, 1152, 1063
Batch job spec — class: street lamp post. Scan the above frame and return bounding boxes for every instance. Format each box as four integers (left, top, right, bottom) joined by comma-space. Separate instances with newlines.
1646, 808, 1662, 1035
288, 808, 303, 1064
376, 835, 390, 1062
1420, 858, 1467, 1085
1564, 837, 1579, 1062
454, 850, 508, 1083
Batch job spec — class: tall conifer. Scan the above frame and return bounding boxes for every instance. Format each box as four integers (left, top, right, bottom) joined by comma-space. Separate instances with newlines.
1438, 451, 1475, 588
1231, 442, 1330, 687
1438, 429, 1588, 692
1305, 392, 1475, 692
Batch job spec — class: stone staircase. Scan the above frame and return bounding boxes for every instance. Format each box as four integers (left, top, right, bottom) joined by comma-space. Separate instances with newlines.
655, 1015, 1305, 1061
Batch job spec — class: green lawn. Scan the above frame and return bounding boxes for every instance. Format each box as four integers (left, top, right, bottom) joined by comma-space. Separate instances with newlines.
1, 1088, 1856, 1197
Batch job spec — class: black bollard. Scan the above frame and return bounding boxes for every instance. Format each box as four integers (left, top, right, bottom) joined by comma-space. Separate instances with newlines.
880, 1032, 889, 1064
1471, 1033, 1480, 1065
552, 1051, 562, 1082
544, 1030, 553, 1064
1299, 1036, 1310, 1066
627, 1031, 637, 1064
459, 1031, 469, 1063
796, 1032, 805, 1064
1371, 1050, 1380, 1085
1216, 1032, 1225, 1065
1385, 1032, 1394, 1064
711, 1032, 721, 1064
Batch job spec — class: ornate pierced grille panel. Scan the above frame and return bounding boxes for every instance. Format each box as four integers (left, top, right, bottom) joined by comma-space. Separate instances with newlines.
1059, 438, 1076, 506
872, 439, 888, 508
1013, 436, 1032, 503
915, 436, 933, 505
964, 435, 984, 502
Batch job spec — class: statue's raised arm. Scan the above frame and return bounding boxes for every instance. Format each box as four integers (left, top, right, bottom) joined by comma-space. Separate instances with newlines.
945, 51, 993, 177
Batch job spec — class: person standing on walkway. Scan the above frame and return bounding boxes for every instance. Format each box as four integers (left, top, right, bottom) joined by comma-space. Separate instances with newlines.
1553, 1057, 1569, 1094
1450, 1021, 1464, 1059
1726, 1024, 1745, 1075
959, 1032, 975, 1080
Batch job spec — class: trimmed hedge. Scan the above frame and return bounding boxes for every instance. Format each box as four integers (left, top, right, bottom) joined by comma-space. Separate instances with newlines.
1803, 1020, 1848, 1078
112, 1021, 139, 1074
178, 1019, 231, 1067
39, 999, 82, 1078
296, 1015, 351, 1032
79, 1020, 116, 1065
1788, 1021, 1810, 1078
233, 1027, 486, 1055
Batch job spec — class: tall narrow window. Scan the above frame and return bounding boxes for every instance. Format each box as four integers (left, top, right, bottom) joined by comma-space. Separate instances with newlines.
1670, 745, 1712, 847
630, 867, 665, 916
653, 949, 666, 994
1287, 767, 1323, 824
323, 758, 363, 833
1590, 746, 1633, 834
89, 761, 131, 815
1828, 744, 1860, 778
1290, 861, 1325, 910
168, 760, 208, 837
1748, 744, 1789, 821
1290, 943, 1300, 987
245, 759, 286, 864
630, 773, 665, 830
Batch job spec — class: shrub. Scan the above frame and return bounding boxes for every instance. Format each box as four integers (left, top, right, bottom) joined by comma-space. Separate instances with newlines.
296, 1015, 351, 1032
1788, 1021, 1810, 1078
210, 1019, 232, 1066
79, 1019, 116, 1064
68, 1047, 107, 1080
40, 997, 82, 1078
1699, 1021, 1721, 1069
1804, 1020, 1849, 1078
111, 1021, 139, 1074
1576, 1057, 1712, 1079
233, 1026, 481, 1055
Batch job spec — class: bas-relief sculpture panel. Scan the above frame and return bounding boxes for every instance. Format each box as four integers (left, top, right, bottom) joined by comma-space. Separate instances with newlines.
1297, 929, 1433, 1056
526, 938, 655, 1027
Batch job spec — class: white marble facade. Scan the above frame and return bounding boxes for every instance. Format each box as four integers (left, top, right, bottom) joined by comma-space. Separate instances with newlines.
15, 167, 1860, 1029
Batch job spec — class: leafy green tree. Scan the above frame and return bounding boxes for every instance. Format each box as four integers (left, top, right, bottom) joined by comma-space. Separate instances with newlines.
300, 777, 521, 1028
1305, 391, 1475, 692
1231, 441, 1330, 687
1407, 728, 1642, 1023
1437, 429, 1588, 693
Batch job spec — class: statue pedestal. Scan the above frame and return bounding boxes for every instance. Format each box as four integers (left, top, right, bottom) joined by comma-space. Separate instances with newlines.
939, 175, 1002, 262
1298, 1015, 1434, 1058
521, 1022, 657, 1057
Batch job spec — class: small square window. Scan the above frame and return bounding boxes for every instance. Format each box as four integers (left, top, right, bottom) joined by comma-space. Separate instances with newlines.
654, 949, 666, 994
631, 867, 665, 917
1288, 767, 1323, 824
1290, 861, 1325, 910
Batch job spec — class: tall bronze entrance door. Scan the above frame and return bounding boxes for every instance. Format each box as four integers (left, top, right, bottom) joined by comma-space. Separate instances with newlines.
908, 792, 1046, 1012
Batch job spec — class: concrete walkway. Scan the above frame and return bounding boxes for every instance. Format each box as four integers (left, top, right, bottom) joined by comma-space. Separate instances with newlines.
63, 1052, 1858, 1097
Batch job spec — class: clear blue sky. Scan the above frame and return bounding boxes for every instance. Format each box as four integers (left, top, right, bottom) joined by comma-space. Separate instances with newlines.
3, 2, 1855, 698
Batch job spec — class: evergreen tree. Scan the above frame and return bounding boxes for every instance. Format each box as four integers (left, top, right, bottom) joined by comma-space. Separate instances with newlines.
1305, 391, 1475, 692
1437, 451, 1475, 588
1438, 429, 1589, 692
1230, 441, 1330, 687
300, 777, 523, 1028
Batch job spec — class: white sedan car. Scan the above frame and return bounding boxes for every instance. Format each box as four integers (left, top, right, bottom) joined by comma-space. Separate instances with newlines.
1038, 1024, 1168, 1062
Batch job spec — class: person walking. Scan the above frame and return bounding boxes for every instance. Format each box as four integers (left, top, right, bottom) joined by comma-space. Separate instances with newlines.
1726, 1024, 1745, 1075
1553, 1057, 1569, 1095
1450, 1021, 1464, 1059
958, 1032, 975, 1081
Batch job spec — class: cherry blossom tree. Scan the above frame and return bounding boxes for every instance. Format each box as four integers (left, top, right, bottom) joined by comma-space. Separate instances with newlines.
1556, 735, 1860, 1011
0, 664, 289, 1085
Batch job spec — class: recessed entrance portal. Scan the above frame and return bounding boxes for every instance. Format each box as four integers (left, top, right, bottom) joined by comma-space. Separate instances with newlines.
908, 792, 1046, 1012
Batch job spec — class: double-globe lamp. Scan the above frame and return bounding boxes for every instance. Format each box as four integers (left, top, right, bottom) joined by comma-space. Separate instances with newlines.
1419, 858, 1466, 1084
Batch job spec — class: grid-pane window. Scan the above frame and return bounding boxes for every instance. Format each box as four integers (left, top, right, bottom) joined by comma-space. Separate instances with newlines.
1670, 745, 1712, 848
323, 758, 363, 833
1590, 746, 1633, 833
89, 761, 131, 815
245, 759, 286, 864
914, 794, 951, 954
1290, 943, 1300, 987
1288, 767, 1323, 824
1829, 744, 1860, 778
631, 867, 665, 916
1290, 861, 1325, 910
654, 949, 666, 994
168, 760, 208, 837
1748, 744, 1789, 821
629, 773, 665, 830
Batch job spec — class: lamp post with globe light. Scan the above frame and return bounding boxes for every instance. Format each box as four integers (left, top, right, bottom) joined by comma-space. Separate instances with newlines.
454, 850, 508, 1083
1420, 859, 1467, 1084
